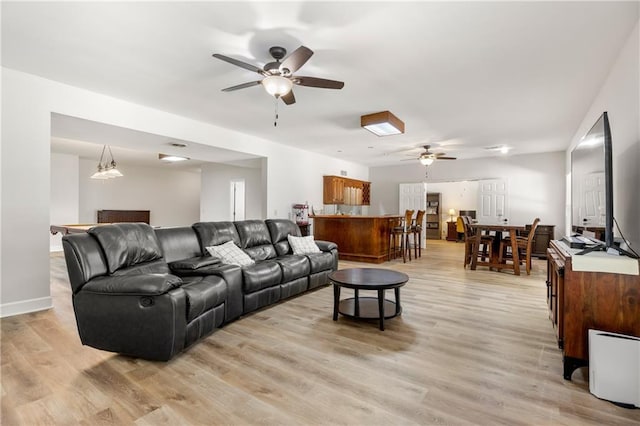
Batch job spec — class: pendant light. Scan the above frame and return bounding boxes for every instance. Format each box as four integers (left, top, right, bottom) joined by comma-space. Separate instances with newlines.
90, 145, 123, 179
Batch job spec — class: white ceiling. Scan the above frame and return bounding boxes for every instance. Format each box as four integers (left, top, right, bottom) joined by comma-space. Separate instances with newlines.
2, 1, 638, 167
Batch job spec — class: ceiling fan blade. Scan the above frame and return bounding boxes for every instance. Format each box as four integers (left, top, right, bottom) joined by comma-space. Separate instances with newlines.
212, 53, 265, 75
281, 90, 296, 105
280, 46, 313, 74
221, 80, 262, 92
294, 76, 345, 89
438, 156, 457, 160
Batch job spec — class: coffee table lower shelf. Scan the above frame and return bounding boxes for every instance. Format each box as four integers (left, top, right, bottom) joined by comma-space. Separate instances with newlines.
338, 297, 401, 320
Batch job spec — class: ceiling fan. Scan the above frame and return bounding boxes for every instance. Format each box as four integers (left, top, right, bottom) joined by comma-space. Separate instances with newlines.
404, 145, 457, 165
212, 45, 344, 105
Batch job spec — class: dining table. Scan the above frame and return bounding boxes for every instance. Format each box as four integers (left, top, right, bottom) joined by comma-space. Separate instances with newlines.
469, 223, 527, 275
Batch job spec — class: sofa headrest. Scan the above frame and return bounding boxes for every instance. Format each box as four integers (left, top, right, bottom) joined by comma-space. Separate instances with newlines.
155, 226, 202, 262
89, 223, 163, 274
265, 219, 301, 257
234, 220, 276, 261
234, 220, 272, 247
192, 221, 240, 253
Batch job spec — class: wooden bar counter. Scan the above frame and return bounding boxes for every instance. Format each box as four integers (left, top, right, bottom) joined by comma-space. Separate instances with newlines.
311, 215, 402, 263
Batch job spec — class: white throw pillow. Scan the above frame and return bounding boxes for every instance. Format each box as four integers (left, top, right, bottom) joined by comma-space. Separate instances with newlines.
288, 235, 321, 255
206, 240, 255, 267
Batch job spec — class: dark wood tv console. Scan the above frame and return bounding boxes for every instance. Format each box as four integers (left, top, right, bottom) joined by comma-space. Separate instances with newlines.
546, 240, 640, 379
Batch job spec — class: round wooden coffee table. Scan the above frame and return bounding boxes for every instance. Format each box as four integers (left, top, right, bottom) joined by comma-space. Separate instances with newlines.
329, 268, 409, 330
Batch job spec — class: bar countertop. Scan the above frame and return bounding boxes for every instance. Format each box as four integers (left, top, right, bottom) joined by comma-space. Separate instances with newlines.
310, 214, 402, 219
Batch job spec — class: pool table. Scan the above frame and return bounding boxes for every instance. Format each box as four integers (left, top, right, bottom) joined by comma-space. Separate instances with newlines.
50, 224, 109, 235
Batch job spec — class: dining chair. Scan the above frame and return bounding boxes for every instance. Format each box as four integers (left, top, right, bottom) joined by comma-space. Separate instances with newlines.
410, 209, 425, 258
462, 216, 493, 268
498, 217, 540, 275
456, 216, 465, 241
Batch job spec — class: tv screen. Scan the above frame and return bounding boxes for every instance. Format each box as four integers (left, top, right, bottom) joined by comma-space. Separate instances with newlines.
571, 112, 613, 248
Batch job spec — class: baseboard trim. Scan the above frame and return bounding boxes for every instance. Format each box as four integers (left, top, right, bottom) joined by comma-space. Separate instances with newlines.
0, 296, 53, 318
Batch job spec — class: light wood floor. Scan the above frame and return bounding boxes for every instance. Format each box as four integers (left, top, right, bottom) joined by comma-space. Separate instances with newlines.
2, 240, 639, 425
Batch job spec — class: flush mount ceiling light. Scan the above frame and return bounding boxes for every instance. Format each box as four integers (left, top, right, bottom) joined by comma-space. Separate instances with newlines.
159, 153, 190, 162
90, 145, 123, 179
360, 111, 405, 136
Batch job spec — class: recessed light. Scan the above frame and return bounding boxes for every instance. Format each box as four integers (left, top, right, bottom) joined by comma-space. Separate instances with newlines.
159, 153, 189, 162
484, 145, 510, 154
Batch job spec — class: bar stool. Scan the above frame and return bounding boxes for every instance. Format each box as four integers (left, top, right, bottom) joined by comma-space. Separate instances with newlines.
388, 210, 414, 262
410, 210, 425, 258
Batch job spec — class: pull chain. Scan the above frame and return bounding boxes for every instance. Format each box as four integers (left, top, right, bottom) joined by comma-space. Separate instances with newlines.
274, 97, 279, 127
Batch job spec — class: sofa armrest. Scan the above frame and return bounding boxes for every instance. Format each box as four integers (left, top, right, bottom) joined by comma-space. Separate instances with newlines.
204, 264, 243, 322
169, 256, 221, 272
315, 240, 338, 252
81, 274, 182, 295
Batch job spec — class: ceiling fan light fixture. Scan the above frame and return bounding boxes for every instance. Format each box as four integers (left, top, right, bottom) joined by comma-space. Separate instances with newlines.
159, 153, 190, 162
262, 75, 293, 97
361, 111, 405, 136
420, 156, 434, 166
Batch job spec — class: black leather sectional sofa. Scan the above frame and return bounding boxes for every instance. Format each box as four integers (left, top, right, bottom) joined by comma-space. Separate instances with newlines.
61, 219, 338, 361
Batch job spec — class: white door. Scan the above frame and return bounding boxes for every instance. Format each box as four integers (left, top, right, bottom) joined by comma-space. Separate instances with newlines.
230, 180, 245, 221
399, 183, 427, 248
578, 172, 605, 227
399, 182, 427, 217
477, 179, 508, 224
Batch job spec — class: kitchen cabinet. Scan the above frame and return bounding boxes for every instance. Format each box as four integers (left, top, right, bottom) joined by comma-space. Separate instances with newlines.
323, 176, 371, 205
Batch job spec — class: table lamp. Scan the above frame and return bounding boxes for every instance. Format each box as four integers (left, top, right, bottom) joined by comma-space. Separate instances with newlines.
448, 208, 456, 222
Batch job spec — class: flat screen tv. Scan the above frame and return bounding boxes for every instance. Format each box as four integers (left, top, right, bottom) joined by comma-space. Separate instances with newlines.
570, 112, 613, 253
569, 111, 640, 258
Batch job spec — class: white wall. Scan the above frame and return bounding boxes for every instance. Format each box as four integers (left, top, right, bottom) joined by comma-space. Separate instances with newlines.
0, 67, 368, 316
566, 20, 640, 251
200, 163, 262, 221
370, 151, 566, 239
1, 71, 52, 317
50, 154, 201, 251
50, 153, 79, 251
79, 159, 201, 227
426, 181, 479, 238
427, 181, 479, 217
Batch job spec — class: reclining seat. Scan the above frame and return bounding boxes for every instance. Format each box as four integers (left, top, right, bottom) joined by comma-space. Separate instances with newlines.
155, 226, 243, 323
193, 221, 283, 314
62, 223, 227, 361
266, 219, 338, 290
241, 219, 311, 299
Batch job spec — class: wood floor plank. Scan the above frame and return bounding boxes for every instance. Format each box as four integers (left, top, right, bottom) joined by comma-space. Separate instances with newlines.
1, 243, 640, 425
